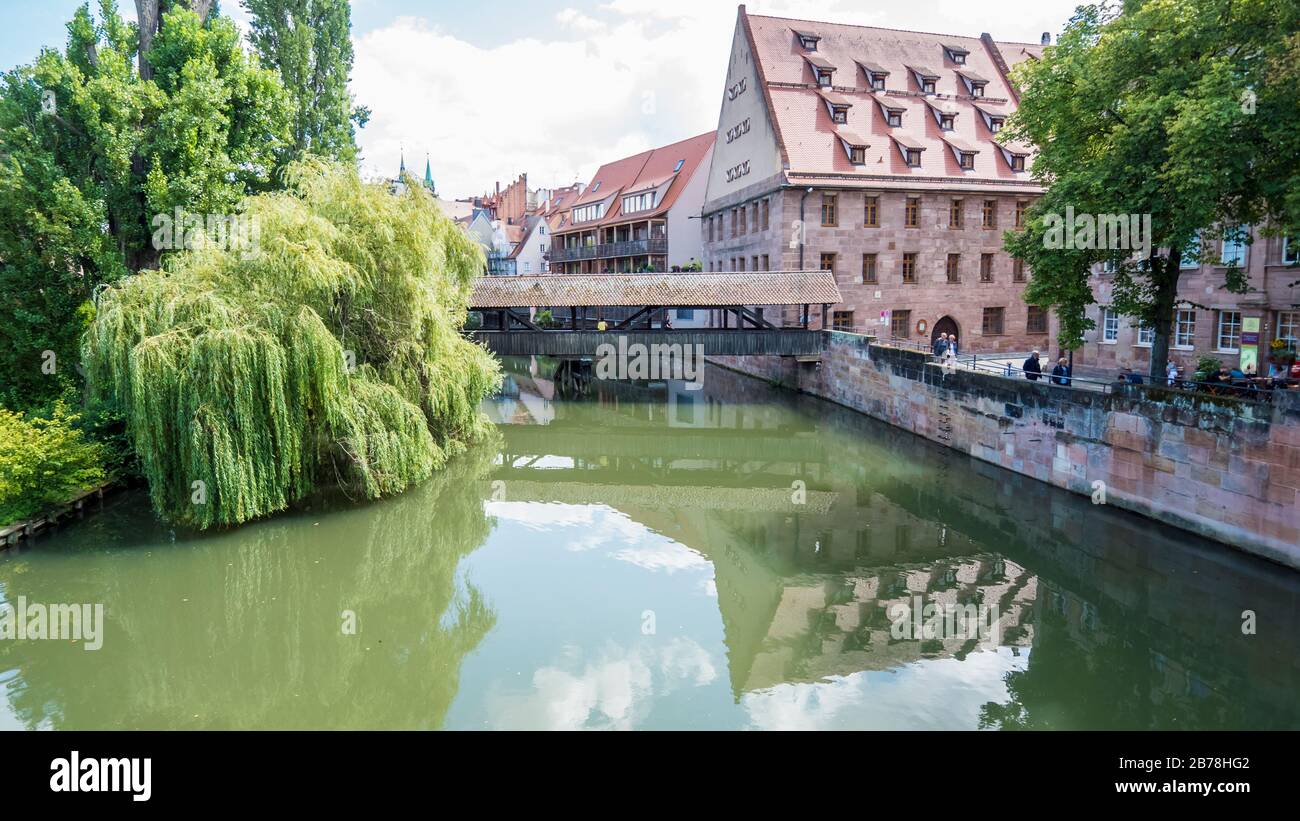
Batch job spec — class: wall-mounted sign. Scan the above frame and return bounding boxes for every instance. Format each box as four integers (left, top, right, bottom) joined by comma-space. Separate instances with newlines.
1240, 316, 1261, 373
917, 319, 928, 335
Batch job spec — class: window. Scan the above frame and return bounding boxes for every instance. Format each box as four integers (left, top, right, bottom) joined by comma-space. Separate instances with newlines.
751, 203, 759, 233
1013, 258, 1026, 282
799, 34, 819, 50
707, 218, 714, 242
831, 105, 848, 124
905, 197, 919, 228
820, 252, 837, 273
982, 200, 997, 229
832, 311, 855, 331
1180, 235, 1202, 269
953, 53, 966, 65
523, 261, 531, 273
738, 207, 747, 235
674, 159, 685, 172
816, 69, 832, 87
970, 82, 986, 97
862, 253, 877, 283
676, 308, 695, 321
1136, 324, 1155, 346
891, 309, 911, 339
622, 192, 655, 213
761, 254, 769, 271
959, 152, 975, 170
1220, 228, 1247, 266
905, 148, 922, 167
1174, 310, 1196, 348
1277, 311, 1299, 349
901, 253, 917, 283
730, 209, 737, 236
572, 203, 604, 222
849, 145, 866, 164
887, 110, 903, 127
864, 196, 879, 227
870, 72, 886, 90
939, 114, 955, 131
982, 307, 1005, 336
1216, 310, 1242, 351
1027, 305, 1048, 334
988, 117, 1004, 133
946, 253, 961, 283
922, 80, 936, 94
949, 198, 964, 228
980, 253, 994, 282
737, 256, 746, 272
1101, 308, 1119, 343
761, 199, 770, 231
1015, 200, 1027, 229
821, 193, 838, 226
1284, 236, 1299, 265
1010, 154, 1025, 171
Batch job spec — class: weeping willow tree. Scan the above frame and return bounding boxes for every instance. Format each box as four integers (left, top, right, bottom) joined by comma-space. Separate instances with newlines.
83, 161, 501, 528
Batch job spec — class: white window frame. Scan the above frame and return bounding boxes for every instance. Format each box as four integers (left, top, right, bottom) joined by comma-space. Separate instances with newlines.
1283, 236, 1299, 265
1101, 307, 1119, 344
1277, 310, 1299, 349
1174, 309, 1196, 350
1179, 235, 1201, 269
1135, 321, 1155, 347
1219, 228, 1247, 266
1216, 310, 1242, 353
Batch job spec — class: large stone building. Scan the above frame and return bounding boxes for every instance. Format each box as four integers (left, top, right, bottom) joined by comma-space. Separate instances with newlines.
701, 6, 1048, 351
1075, 231, 1299, 376
551, 131, 715, 275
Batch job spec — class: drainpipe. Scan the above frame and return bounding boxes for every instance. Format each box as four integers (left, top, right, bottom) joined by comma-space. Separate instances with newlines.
798, 187, 814, 270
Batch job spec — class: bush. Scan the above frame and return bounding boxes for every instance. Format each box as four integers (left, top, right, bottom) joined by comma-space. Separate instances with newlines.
1194, 355, 1223, 381
0, 402, 106, 526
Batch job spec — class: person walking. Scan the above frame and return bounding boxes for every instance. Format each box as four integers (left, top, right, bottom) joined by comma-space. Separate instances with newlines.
932, 333, 949, 357
948, 335, 959, 357
1166, 359, 1178, 386
1023, 350, 1042, 381
1051, 356, 1071, 386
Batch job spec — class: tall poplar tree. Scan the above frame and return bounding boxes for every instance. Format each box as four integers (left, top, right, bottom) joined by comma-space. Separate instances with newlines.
243, 0, 370, 166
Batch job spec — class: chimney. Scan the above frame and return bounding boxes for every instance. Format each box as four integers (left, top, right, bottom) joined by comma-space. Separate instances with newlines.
1041, 32, 1051, 45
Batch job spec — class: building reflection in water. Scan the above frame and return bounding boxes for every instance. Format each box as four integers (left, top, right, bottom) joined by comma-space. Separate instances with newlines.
490, 356, 1300, 730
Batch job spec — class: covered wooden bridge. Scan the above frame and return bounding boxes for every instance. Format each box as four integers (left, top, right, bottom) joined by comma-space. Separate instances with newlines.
466, 271, 841, 357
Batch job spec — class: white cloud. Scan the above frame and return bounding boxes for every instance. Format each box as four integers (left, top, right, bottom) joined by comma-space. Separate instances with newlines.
350, 1, 1079, 198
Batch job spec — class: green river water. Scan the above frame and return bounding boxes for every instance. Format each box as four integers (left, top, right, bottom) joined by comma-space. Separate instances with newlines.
1, 358, 1297, 729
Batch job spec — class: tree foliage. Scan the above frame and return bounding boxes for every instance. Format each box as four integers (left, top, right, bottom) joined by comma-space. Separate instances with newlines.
0, 0, 290, 408
244, 0, 370, 166
83, 162, 501, 529
0, 401, 107, 525
1004, 0, 1300, 377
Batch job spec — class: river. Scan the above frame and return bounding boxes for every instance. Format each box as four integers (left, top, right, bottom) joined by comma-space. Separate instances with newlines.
1, 358, 1297, 729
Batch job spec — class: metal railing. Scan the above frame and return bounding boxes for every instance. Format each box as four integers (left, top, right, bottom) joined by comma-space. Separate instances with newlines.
549, 238, 668, 263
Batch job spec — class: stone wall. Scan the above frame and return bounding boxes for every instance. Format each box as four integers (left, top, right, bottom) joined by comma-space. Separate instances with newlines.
710, 330, 1300, 569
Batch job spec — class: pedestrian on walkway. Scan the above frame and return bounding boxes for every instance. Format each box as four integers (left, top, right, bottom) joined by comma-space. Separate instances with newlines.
1023, 350, 1042, 381
1051, 356, 1071, 386
949, 335, 959, 357
932, 333, 949, 357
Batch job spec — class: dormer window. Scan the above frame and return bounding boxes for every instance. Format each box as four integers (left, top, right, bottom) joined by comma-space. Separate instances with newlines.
674, 159, 685, 172
971, 82, 986, 97
989, 117, 1004, 133
832, 107, 847, 124
959, 152, 975, 169
1011, 155, 1026, 171
944, 45, 970, 65
922, 79, 936, 94
838, 133, 869, 165
796, 30, 820, 51
940, 114, 955, 130
887, 110, 903, 127
816, 69, 832, 87
870, 73, 886, 90
850, 146, 867, 164
906, 149, 922, 167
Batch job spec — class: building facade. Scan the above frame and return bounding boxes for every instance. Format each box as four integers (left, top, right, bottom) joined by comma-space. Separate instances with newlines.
551, 132, 715, 275
700, 6, 1049, 351
1075, 229, 1299, 376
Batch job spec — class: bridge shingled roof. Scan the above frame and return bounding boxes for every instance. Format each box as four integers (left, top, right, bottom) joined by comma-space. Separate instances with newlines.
470, 271, 843, 308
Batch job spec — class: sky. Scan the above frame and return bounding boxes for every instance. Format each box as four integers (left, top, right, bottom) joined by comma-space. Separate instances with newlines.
1, 0, 1084, 199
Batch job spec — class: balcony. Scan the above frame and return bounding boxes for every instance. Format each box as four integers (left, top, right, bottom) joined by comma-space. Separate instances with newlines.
550, 237, 668, 263
486, 254, 517, 276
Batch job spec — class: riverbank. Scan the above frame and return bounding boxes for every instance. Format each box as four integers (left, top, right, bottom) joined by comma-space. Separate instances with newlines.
709, 331, 1300, 570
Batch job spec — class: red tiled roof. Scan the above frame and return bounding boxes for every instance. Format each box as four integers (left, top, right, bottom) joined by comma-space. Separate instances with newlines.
470, 271, 841, 308
557, 131, 715, 235
743, 11, 1042, 187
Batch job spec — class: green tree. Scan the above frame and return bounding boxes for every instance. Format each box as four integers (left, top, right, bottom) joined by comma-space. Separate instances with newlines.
0, 0, 290, 408
1004, 0, 1300, 379
82, 162, 501, 529
243, 0, 370, 166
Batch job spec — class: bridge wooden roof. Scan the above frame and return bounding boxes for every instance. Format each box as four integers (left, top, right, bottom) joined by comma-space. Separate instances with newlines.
470, 271, 842, 308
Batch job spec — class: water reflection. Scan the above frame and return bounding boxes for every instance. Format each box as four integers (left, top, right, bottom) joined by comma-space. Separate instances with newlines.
3, 356, 1298, 730
0, 446, 498, 729
484, 357, 1300, 730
